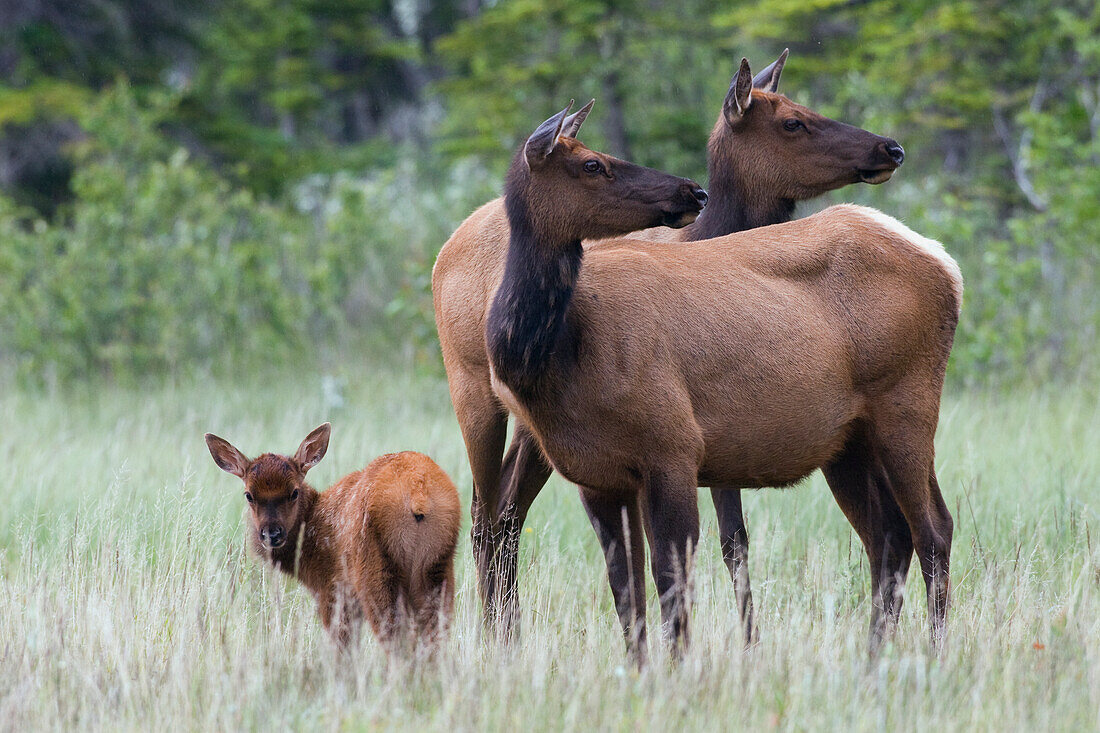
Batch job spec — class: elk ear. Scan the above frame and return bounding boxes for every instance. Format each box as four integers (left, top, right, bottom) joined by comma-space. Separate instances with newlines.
205, 434, 250, 478
752, 48, 788, 92
723, 58, 754, 124
524, 101, 573, 169
294, 422, 331, 472
561, 98, 595, 139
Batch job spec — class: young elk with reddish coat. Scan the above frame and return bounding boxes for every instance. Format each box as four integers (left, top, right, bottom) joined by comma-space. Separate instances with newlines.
205, 424, 462, 652
488, 103, 960, 664
433, 51, 907, 643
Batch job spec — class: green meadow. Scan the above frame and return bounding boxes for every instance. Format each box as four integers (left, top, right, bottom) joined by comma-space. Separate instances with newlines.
2, 368, 1096, 730
3, 2, 1099, 730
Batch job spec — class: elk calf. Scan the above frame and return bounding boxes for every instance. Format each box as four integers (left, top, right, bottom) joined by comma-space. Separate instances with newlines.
205, 423, 462, 652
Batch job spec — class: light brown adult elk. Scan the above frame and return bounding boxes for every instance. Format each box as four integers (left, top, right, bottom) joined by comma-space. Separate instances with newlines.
205, 424, 462, 652
487, 103, 960, 663
432, 51, 907, 642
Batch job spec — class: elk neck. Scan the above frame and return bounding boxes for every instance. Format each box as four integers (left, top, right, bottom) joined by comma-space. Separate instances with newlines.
487, 174, 583, 397
682, 175, 795, 240
682, 131, 796, 240
262, 486, 331, 592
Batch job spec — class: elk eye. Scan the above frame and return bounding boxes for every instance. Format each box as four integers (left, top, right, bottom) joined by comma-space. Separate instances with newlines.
583, 160, 602, 174
291, 489, 299, 501
783, 119, 804, 132
244, 492, 254, 504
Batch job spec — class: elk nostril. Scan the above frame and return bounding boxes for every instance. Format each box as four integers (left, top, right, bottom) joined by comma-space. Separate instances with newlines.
885, 141, 905, 165
692, 187, 709, 206
413, 512, 425, 523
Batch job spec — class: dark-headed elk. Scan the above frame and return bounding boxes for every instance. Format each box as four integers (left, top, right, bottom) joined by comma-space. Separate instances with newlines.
485, 101, 959, 665
433, 51, 908, 646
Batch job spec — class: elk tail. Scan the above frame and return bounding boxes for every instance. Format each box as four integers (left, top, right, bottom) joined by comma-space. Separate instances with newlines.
409, 475, 430, 525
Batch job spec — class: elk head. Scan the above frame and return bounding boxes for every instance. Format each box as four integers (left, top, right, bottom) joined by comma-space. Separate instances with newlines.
507, 100, 709, 243
205, 423, 330, 552
717, 50, 905, 200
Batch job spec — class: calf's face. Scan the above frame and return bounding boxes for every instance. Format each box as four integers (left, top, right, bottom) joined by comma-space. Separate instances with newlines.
236, 455, 308, 549
204, 423, 331, 551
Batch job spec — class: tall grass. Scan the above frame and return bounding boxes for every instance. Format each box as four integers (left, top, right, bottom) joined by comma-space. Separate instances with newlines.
1, 369, 1097, 730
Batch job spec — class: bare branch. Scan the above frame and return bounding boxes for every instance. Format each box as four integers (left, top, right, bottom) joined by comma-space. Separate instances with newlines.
1078, 79, 1100, 145
993, 81, 1050, 212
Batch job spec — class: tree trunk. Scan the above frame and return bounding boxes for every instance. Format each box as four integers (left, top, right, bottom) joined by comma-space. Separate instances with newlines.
600, 69, 632, 160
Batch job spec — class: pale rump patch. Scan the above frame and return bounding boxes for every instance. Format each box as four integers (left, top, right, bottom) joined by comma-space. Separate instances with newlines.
842, 204, 964, 311
488, 366, 521, 416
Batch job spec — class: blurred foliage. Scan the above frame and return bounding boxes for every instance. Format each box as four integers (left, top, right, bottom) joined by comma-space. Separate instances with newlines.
174, 0, 427, 194
0, 0, 1098, 384
433, 0, 728, 177
0, 87, 496, 382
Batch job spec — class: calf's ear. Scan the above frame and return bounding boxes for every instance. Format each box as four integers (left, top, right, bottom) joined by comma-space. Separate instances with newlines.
205, 434, 250, 478
295, 422, 331, 472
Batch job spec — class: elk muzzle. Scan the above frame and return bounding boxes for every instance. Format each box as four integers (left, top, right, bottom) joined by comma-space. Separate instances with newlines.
859, 138, 905, 184
663, 182, 708, 228
884, 140, 905, 165
260, 524, 287, 549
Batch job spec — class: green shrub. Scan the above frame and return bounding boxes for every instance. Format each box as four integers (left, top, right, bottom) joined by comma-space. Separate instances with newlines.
1, 84, 1096, 386
0, 86, 498, 382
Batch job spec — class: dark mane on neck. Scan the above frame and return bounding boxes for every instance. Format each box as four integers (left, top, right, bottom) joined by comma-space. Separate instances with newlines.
684, 176, 795, 239
487, 159, 583, 396
682, 121, 797, 240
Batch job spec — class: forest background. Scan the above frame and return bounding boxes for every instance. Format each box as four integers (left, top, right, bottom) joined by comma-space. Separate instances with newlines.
0, 0, 1097, 383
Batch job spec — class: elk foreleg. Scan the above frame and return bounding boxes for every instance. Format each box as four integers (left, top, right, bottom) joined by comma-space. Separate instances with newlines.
645, 468, 700, 660
579, 487, 649, 667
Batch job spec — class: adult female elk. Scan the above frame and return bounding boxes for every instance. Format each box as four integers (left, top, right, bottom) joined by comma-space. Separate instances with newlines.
488, 103, 960, 662
205, 424, 462, 651
432, 51, 906, 641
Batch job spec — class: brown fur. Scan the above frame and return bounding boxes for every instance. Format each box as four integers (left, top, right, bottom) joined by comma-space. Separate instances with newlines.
204, 424, 462, 652
484, 106, 960, 664
432, 53, 905, 642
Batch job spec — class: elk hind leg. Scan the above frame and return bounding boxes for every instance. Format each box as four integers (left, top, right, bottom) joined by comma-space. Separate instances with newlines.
415, 558, 455, 647
710, 486, 757, 646
870, 407, 953, 647
491, 421, 554, 638
822, 430, 914, 654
